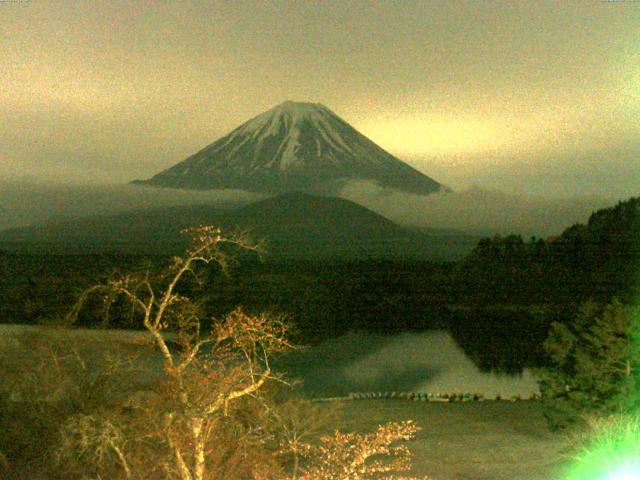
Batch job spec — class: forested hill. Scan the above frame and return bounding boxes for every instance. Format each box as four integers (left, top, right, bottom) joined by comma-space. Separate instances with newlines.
453, 196, 640, 305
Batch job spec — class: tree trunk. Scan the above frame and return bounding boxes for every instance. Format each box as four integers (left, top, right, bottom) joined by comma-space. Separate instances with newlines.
291, 450, 300, 480
166, 414, 192, 480
112, 444, 132, 480
174, 445, 192, 480
192, 417, 206, 480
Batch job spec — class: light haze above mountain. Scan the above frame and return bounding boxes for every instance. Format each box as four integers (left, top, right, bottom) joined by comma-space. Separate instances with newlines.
133, 101, 442, 195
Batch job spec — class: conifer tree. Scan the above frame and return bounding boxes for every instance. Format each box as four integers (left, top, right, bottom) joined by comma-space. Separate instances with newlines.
538, 298, 640, 430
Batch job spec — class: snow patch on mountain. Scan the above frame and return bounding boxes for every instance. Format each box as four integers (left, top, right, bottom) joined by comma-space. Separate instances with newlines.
228, 101, 355, 170
133, 101, 442, 195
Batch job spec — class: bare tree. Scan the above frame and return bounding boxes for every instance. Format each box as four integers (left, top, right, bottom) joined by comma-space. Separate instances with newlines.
258, 393, 341, 480
67, 226, 292, 480
59, 225, 430, 480
57, 413, 133, 479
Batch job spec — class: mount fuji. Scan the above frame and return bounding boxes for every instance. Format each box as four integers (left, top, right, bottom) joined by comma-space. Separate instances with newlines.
133, 101, 442, 195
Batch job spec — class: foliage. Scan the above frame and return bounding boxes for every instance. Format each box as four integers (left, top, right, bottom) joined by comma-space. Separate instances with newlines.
537, 299, 640, 430
203, 258, 451, 343
0, 253, 451, 341
258, 389, 343, 479
57, 412, 133, 478
448, 304, 557, 374
62, 226, 294, 480
0, 327, 150, 478
0, 224, 437, 479
298, 420, 429, 480
456, 197, 640, 306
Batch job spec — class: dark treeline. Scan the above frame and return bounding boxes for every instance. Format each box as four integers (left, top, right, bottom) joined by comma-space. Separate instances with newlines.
453, 196, 639, 305
448, 196, 639, 373
0, 253, 453, 337
1, 197, 638, 374
203, 259, 453, 341
0, 253, 153, 327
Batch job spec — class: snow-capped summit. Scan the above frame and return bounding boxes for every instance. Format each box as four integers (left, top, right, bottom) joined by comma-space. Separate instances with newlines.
133, 101, 442, 195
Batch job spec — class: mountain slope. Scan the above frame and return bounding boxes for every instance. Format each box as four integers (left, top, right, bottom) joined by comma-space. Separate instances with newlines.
218, 192, 422, 259
133, 101, 442, 195
0, 193, 476, 259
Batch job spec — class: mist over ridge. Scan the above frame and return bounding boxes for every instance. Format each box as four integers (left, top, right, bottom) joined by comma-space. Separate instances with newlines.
0, 177, 617, 240
337, 180, 617, 238
0, 180, 262, 231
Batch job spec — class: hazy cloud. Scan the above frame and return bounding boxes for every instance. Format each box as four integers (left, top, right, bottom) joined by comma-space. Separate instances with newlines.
339, 180, 617, 238
0, 180, 262, 231
0, 179, 623, 239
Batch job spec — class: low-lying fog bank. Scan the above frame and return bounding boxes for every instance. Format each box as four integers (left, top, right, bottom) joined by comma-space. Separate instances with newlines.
0, 181, 262, 231
339, 180, 616, 238
0, 179, 617, 239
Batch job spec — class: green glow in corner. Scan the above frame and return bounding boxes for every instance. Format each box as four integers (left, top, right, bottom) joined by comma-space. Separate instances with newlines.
561, 300, 640, 480
561, 415, 640, 480
605, 463, 640, 480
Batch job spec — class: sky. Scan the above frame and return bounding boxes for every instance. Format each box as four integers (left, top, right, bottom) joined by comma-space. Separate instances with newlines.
1, 0, 639, 198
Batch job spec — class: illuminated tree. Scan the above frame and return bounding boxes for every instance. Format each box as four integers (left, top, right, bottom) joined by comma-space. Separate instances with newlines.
537, 298, 640, 430
563, 414, 640, 480
67, 226, 292, 480
34, 225, 429, 480
298, 420, 429, 480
